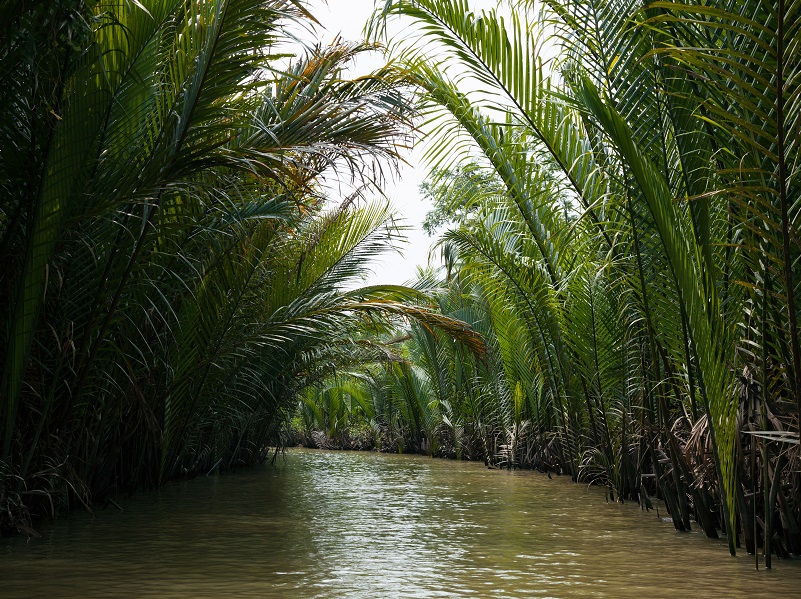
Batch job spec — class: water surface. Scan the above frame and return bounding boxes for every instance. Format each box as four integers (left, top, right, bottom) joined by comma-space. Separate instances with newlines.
3, 449, 800, 597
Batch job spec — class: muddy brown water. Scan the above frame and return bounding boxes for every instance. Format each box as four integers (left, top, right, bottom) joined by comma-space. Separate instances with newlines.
3, 448, 800, 597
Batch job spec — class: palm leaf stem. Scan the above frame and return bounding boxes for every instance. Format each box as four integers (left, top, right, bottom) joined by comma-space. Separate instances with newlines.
776, 0, 801, 425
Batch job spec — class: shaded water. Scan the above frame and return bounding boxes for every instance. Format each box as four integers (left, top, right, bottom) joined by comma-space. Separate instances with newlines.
3, 449, 800, 597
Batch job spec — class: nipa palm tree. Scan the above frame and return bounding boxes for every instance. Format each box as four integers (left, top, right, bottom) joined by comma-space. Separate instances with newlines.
0, 0, 485, 531
371, 0, 800, 557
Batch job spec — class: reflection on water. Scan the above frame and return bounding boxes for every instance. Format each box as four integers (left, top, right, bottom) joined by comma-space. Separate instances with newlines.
3, 449, 800, 597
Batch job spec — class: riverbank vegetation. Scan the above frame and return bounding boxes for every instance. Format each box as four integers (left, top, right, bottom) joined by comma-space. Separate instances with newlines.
0, 0, 483, 534
296, 0, 801, 561
2, 0, 799, 566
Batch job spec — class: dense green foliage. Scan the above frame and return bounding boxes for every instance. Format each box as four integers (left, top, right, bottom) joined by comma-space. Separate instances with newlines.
315, 0, 798, 558
3, 0, 800, 565
0, 0, 487, 532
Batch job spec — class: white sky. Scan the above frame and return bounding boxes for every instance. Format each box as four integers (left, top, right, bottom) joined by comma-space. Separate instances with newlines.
299, 0, 501, 286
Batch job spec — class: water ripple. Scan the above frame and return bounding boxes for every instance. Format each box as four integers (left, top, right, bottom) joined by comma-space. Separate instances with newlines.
3, 449, 801, 598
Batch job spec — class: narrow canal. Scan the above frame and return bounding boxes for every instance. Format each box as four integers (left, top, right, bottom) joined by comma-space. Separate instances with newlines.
3, 449, 800, 597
